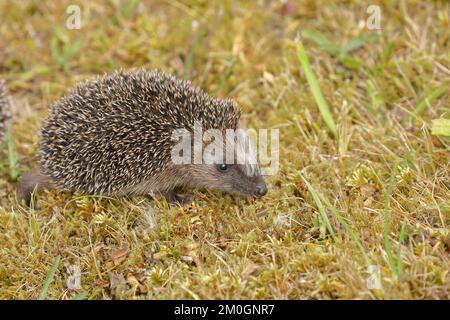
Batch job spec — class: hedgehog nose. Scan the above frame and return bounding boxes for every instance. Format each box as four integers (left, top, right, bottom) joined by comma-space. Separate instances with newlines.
255, 183, 268, 197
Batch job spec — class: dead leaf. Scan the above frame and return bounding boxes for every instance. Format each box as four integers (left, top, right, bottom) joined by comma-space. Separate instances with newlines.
182, 242, 201, 266
110, 244, 129, 266
360, 183, 377, 197
126, 274, 140, 288
95, 278, 110, 288
94, 243, 106, 254
363, 196, 374, 207
126, 270, 148, 294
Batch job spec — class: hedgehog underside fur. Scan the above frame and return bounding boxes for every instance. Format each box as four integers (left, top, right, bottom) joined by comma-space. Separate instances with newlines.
38, 69, 241, 195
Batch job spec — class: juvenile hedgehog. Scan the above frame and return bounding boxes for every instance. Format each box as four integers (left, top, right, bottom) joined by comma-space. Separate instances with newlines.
18, 69, 267, 205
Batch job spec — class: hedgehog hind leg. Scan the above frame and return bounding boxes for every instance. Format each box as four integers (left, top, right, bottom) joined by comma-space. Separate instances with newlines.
16, 169, 54, 207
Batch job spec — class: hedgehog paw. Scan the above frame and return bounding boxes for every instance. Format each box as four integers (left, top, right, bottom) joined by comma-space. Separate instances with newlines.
163, 191, 193, 207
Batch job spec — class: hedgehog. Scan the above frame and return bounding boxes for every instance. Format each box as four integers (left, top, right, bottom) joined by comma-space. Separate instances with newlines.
17, 69, 268, 205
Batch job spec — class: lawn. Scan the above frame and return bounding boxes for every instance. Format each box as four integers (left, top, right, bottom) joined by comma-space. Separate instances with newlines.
0, 0, 449, 299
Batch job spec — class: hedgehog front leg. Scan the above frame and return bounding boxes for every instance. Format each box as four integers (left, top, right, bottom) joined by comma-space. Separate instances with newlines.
161, 190, 193, 206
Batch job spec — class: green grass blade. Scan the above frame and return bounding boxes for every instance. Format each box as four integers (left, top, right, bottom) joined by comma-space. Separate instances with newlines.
299, 173, 335, 239
300, 28, 337, 54
408, 87, 446, 122
383, 163, 398, 277
339, 56, 363, 70
50, 36, 62, 66
183, 26, 209, 79
62, 39, 82, 66
338, 34, 378, 57
211, 58, 236, 94
72, 291, 89, 300
431, 118, 450, 137
322, 197, 372, 268
313, 182, 378, 289
38, 255, 61, 300
88, 288, 100, 300
300, 28, 331, 47
121, 0, 139, 18
6, 129, 20, 181
300, 174, 373, 269
366, 79, 385, 114
297, 38, 338, 137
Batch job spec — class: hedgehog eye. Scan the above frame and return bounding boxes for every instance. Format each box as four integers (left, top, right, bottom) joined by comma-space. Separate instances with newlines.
218, 164, 228, 172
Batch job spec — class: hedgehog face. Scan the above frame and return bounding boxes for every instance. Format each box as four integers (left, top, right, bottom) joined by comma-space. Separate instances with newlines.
184, 126, 268, 197
216, 163, 268, 197
187, 163, 267, 198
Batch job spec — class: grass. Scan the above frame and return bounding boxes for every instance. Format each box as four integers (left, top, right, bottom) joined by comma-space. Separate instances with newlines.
409, 86, 446, 122
297, 36, 338, 137
5, 130, 20, 181
299, 173, 336, 239
38, 255, 61, 300
0, 0, 449, 300
382, 163, 398, 278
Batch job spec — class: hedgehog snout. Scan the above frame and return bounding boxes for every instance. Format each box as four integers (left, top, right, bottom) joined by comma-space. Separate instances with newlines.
254, 182, 268, 197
